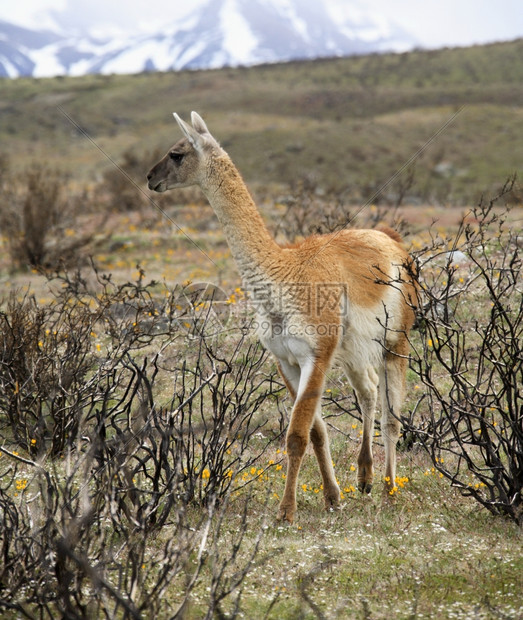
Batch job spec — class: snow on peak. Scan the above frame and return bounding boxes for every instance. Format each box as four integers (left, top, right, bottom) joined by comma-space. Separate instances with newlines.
0, 0, 417, 78
220, 0, 258, 64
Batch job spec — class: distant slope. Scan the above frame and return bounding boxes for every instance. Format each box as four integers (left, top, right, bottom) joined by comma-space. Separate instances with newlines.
1, 40, 522, 205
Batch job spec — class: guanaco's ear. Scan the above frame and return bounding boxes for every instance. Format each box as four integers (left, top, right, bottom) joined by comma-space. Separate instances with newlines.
191, 111, 211, 136
173, 113, 202, 150
173, 112, 220, 153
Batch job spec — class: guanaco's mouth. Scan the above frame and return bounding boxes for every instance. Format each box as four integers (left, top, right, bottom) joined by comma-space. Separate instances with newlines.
148, 181, 165, 192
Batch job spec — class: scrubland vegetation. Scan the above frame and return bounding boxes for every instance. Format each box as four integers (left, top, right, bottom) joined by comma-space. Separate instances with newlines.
0, 40, 522, 618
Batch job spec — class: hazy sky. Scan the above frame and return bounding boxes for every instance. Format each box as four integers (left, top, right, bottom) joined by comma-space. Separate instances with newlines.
1, 0, 522, 48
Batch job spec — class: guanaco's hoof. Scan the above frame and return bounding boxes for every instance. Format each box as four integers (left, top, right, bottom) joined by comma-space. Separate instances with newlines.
358, 482, 373, 494
324, 487, 341, 510
276, 505, 295, 524
324, 498, 341, 512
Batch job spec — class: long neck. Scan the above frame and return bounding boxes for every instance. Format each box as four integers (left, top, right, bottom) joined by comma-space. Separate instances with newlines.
201, 154, 282, 280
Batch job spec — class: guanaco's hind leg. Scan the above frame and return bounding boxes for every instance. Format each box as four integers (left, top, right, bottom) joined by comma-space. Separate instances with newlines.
379, 341, 408, 491
346, 367, 379, 494
277, 354, 339, 523
310, 414, 340, 510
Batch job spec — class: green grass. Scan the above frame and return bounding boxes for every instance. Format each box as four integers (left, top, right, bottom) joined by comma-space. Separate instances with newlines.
160, 441, 522, 619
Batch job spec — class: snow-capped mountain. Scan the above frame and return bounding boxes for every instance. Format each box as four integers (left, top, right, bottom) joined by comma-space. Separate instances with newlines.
0, 0, 416, 78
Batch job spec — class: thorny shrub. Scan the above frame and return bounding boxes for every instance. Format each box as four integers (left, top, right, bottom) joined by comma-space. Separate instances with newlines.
408, 178, 522, 524
274, 177, 350, 240
0, 266, 282, 618
100, 147, 156, 212
274, 176, 409, 242
0, 159, 106, 270
0, 291, 98, 457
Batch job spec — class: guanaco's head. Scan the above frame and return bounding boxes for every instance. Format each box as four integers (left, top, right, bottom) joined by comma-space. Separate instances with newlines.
147, 111, 221, 192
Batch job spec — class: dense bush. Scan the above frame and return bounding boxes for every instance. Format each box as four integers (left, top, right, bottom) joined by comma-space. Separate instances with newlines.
0, 268, 282, 617
0, 291, 97, 457
408, 180, 522, 524
273, 176, 410, 243
0, 159, 107, 270
100, 147, 153, 212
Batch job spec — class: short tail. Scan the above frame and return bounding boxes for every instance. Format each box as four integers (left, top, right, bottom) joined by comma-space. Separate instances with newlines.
379, 226, 403, 244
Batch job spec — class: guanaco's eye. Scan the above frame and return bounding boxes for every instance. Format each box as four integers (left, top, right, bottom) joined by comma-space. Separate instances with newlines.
170, 152, 184, 164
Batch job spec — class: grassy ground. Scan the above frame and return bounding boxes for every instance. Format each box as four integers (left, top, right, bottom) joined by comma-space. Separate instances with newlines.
199, 462, 521, 619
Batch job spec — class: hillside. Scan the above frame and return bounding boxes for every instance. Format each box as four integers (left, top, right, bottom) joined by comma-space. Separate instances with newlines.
1, 39, 523, 205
